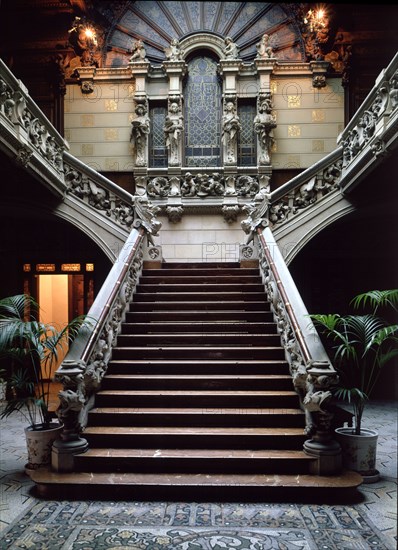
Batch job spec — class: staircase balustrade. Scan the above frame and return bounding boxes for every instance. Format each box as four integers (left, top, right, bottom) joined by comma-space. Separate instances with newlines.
64, 152, 136, 230
269, 147, 343, 229
0, 57, 66, 195
241, 197, 342, 474
51, 197, 161, 472
338, 52, 398, 192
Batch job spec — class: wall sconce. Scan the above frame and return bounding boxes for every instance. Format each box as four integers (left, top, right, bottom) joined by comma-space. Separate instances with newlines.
304, 8, 328, 34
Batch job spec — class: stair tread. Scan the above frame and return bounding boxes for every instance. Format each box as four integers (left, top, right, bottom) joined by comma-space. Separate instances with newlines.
97, 390, 297, 396
79, 448, 312, 459
109, 360, 287, 365
31, 469, 363, 489
84, 427, 304, 435
90, 407, 303, 415
104, 375, 291, 380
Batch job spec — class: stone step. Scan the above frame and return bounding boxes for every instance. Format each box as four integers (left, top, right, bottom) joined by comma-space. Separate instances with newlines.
111, 346, 285, 360
107, 359, 289, 375
31, 469, 364, 500
116, 333, 281, 346
126, 310, 272, 320
130, 301, 269, 311
140, 275, 262, 284
94, 389, 300, 408
74, 448, 314, 474
133, 292, 267, 302
101, 374, 293, 391
136, 283, 265, 293
121, 322, 277, 334
87, 407, 305, 427
82, 426, 307, 449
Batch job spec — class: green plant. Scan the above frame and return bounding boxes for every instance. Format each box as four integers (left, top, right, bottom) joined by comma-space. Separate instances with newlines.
0, 294, 87, 429
310, 289, 398, 435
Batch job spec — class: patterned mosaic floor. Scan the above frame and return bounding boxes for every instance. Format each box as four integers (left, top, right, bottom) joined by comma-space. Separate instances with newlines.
1, 401, 396, 549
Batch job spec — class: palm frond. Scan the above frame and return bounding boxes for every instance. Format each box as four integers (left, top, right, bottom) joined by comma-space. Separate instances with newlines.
351, 289, 398, 313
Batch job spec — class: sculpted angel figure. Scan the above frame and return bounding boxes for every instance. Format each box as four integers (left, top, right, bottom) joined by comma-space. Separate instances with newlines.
223, 36, 239, 59
129, 39, 147, 62
256, 34, 274, 59
164, 38, 184, 61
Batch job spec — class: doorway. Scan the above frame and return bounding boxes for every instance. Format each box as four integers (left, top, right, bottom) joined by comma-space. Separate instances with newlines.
37, 274, 85, 378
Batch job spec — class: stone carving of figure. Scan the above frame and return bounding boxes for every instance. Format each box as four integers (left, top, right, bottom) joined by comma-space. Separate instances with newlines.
129, 39, 147, 62
181, 172, 197, 197
164, 38, 184, 61
164, 102, 184, 166
130, 103, 150, 166
256, 34, 274, 59
223, 36, 239, 59
254, 97, 276, 165
222, 101, 241, 163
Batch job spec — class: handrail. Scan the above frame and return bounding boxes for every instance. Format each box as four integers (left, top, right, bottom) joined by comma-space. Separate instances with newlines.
256, 225, 333, 368
257, 227, 311, 364
270, 147, 343, 204
50, 189, 164, 462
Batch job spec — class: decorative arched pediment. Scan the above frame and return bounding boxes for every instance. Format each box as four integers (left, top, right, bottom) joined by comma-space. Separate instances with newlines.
101, 1, 305, 67
179, 33, 226, 61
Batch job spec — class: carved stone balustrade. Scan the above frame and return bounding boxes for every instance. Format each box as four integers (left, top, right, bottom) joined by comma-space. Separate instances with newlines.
52, 197, 161, 472
0, 57, 67, 196
338, 52, 398, 192
240, 213, 341, 475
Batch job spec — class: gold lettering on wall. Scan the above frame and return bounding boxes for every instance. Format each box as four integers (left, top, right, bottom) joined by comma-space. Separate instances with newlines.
82, 144, 94, 155
105, 99, 118, 111
312, 139, 325, 152
271, 81, 278, 94
127, 84, 135, 97
312, 109, 325, 122
287, 155, 300, 167
105, 128, 119, 141
105, 158, 119, 170
288, 125, 301, 137
287, 95, 301, 108
81, 114, 94, 127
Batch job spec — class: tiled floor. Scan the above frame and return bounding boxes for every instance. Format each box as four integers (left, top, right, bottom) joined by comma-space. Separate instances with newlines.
0, 400, 396, 549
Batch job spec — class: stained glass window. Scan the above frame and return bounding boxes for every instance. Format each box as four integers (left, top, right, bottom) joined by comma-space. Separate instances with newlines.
238, 103, 256, 166
184, 56, 221, 167
149, 105, 167, 167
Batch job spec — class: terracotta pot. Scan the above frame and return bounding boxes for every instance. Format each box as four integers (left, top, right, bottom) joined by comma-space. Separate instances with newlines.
24, 422, 63, 475
335, 426, 379, 482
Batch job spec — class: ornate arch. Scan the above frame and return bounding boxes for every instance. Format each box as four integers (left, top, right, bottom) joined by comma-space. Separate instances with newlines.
96, 1, 306, 67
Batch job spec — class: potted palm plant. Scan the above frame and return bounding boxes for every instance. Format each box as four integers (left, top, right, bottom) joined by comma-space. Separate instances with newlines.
0, 294, 87, 473
310, 289, 398, 481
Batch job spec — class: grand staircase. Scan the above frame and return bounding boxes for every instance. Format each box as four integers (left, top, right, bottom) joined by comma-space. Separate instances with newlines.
33, 262, 361, 499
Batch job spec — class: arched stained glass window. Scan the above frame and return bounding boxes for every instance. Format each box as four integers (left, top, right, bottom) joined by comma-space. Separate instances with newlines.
184, 56, 221, 167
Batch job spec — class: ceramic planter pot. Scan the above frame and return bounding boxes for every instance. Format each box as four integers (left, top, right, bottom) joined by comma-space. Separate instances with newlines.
24, 422, 63, 475
335, 426, 379, 482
